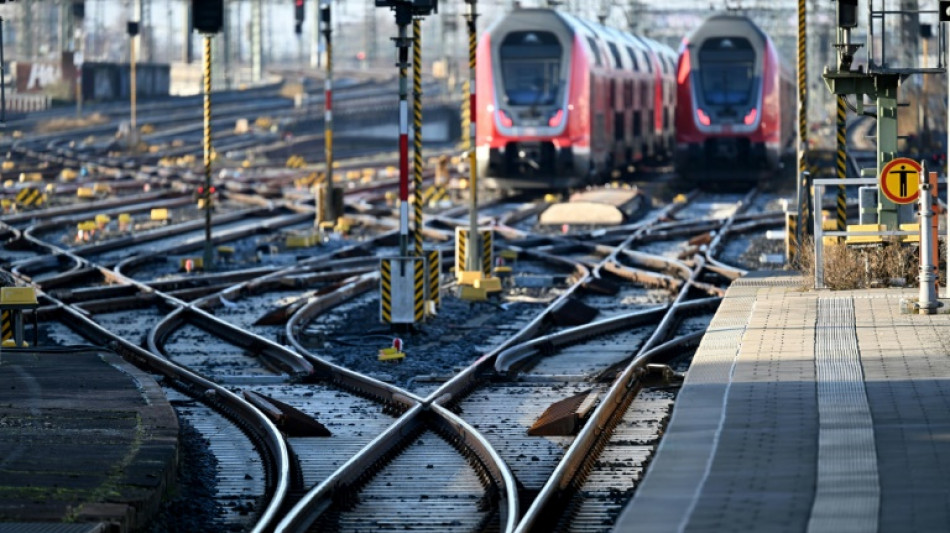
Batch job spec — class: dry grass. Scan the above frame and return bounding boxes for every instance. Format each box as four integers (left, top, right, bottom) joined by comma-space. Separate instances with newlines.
35, 112, 108, 133
799, 237, 919, 290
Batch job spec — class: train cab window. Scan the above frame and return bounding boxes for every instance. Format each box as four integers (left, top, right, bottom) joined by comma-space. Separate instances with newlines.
608, 42, 623, 69
697, 37, 756, 108
499, 31, 564, 106
625, 47, 640, 71
586, 37, 603, 66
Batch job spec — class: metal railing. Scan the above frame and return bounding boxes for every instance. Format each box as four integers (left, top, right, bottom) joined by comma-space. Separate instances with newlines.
811, 176, 945, 289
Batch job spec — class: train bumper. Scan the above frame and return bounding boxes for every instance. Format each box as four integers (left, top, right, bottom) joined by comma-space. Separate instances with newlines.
676, 139, 773, 171
481, 143, 586, 189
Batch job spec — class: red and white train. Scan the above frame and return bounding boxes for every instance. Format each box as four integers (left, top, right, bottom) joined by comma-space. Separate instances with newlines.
475, 8, 677, 191
674, 14, 796, 174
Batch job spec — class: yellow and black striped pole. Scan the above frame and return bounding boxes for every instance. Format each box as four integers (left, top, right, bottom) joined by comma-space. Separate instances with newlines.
836, 95, 847, 231
460, 80, 470, 152
795, 0, 809, 265
413, 17, 424, 258
202, 34, 213, 269
465, 0, 480, 274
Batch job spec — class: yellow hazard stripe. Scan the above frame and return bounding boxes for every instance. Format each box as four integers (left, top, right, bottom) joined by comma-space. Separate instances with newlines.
381, 260, 392, 323
457, 229, 467, 273
1, 310, 11, 341
414, 258, 425, 321
836, 95, 847, 232
482, 230, 492, 275
428, 249, 440, 306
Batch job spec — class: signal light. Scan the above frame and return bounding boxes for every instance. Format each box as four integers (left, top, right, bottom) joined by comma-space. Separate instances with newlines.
697, 108, 711, 126
743, 108, 757, 126
548, 109, 564, 127
837, 0, 858, 29
192, 0, 224, 34
295, 0, 305, 23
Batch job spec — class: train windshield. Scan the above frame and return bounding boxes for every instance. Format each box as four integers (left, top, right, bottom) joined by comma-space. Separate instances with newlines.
499, 31, 563, 106
696, 37, 756, 106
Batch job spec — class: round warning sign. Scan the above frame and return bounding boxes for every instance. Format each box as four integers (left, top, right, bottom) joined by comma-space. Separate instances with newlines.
879, 157, 921, 205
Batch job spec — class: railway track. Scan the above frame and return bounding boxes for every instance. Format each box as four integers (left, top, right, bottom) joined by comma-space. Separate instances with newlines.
2, 175, 788, 531
1, 75, 794, 531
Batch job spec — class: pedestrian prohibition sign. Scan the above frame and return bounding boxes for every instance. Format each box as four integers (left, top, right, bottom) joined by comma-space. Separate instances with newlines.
879, 157, 921, 205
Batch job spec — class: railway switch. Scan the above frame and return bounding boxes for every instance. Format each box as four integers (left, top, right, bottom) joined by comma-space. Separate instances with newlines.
380, 257, 425, 326
455, 227, 501, 299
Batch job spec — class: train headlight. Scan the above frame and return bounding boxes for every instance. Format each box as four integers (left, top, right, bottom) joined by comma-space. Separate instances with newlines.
499, 109, 514, 128
743, 108, 757, 125
697, 108, 711, 126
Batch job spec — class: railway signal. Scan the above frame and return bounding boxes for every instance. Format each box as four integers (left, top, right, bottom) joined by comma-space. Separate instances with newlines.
193, 0, 224, 34
375, 0, 438, 328
192, 2, 223, 270
294, 0, 304, 35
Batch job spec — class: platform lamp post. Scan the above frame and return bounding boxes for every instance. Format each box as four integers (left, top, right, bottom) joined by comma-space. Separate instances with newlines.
193, 0, 224, 270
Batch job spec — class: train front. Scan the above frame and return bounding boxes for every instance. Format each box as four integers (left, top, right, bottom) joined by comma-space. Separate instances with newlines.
476, 9, 586, 191
675, 15, 781, 173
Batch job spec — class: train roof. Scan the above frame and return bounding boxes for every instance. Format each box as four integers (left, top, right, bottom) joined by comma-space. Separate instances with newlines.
684, 14, 770, 48
484, 7, 675, 68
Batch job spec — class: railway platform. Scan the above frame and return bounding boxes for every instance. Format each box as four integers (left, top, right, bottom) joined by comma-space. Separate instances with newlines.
616, 272, 950, 533
0, 347, 178, 532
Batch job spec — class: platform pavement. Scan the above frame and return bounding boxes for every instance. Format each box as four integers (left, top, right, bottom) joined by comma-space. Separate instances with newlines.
0, 347, 178, 532
615, 271, 950, 532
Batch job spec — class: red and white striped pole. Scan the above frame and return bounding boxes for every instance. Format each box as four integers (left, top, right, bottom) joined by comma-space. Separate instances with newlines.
397, 12, 410, 257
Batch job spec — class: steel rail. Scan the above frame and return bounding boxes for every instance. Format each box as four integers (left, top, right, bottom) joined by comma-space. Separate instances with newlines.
10, 240, 295, 533
514, 189, 759, 531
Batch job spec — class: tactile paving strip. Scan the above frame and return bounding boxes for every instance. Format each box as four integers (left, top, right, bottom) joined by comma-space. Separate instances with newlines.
807, 297, 879, 533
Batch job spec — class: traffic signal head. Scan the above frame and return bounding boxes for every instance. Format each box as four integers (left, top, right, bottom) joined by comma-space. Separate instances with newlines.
72, 1, 85, 19
193, 0, 224, 34
374, 0, 438, 16
837, 0, 858, 29
295, 0, 305, 24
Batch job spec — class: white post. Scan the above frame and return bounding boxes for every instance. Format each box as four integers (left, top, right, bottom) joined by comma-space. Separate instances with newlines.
919, 166, 937, 313
814, 183, 825, 289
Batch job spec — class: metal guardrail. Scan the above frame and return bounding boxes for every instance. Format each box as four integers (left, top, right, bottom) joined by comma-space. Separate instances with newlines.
811, 177, 945, 289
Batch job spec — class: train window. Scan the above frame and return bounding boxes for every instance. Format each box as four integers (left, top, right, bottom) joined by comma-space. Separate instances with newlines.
625, 47, 640, 71
697, 37, 756, 106
499, 31, 563, 106
608, 42, 623, 69
586, 37, 603, 67
642, 51, 653, 73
